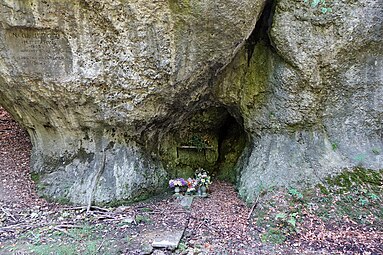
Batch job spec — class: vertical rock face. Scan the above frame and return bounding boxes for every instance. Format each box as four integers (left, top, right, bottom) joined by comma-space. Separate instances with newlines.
0, 0, 265, 204
217, 0, 382, 202
0, 0, 381, 205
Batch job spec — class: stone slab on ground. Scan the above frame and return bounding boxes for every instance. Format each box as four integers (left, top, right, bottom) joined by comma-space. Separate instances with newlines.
179, 195, 194, 208
152, 230, 185, 250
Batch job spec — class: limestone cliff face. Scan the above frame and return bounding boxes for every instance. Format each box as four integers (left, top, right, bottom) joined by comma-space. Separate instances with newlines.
217, 0, 383, 202
0, 0, 381, 205
0, 0, 265, 204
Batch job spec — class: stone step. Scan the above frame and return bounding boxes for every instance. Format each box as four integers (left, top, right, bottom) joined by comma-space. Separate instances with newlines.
151, 229, 185, 250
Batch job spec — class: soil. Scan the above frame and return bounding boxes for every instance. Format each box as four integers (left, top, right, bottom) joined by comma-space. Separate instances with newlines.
0, 106, 382, 255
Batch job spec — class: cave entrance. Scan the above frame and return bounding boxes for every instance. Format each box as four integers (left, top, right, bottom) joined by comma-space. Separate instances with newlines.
161, 107, 247, 183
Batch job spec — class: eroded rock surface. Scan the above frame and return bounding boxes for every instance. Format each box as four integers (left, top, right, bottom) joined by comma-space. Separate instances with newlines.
0, 0, 381, 204
223, 0, 383, 202
0, 0, 265, 204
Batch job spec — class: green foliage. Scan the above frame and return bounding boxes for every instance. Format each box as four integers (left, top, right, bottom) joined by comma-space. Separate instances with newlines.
260, 228, 287, 244
304, 0, 332, 13
189, 135, 210, 151
30, 243, 78, 255
30, 172, 41, 183
275, 211, 299, 232
10, 224, 106, 255
135, 214, 151, 224
253, 168, 382, 245
325, 168, 382, 192
177, 241, 188, 252
288, 188, 303, 201
316, 168, 382, 223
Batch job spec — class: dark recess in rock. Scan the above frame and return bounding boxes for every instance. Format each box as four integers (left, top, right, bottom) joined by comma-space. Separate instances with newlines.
246, 0, 276, 64
215, 114, 247, 183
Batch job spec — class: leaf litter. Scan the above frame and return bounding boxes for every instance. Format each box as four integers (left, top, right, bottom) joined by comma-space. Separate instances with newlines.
0, 106, 382, 254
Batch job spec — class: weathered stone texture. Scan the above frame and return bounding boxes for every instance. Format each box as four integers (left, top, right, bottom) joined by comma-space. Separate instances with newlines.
0, 0, 381, 204
0, 0, 265, 204
230, 0, 383, 202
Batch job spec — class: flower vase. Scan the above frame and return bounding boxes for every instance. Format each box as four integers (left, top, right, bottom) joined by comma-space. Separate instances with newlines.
174, 186, 181, 195
200, 185, 207, 197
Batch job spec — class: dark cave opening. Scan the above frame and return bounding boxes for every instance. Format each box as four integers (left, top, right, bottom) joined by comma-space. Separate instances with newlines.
161, 107, 248, 183
215, 114, 247, 183
246, 0, 276, 63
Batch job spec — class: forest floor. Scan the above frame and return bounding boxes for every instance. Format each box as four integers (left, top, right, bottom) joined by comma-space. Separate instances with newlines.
0, 107, 382, 255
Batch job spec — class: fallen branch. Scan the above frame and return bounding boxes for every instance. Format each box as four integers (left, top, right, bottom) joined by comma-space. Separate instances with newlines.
63, 205, 109, 212
0, 223, 29, 231
89, 205, 109, 212
54, 224, 83, 229
97, 239, 105, 252
1, 207, 17, 222
247, 193, 260, 220
147, 210, 187, 215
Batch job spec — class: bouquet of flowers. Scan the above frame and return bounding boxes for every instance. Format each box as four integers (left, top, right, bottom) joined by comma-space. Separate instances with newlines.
195, 169, 212, 189
169, 178, 187, 188
186, 178, 198, 194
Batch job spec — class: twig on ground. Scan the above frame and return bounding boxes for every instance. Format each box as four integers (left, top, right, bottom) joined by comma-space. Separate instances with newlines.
97, 239, 105, 252
63, 205, 109, 212
54, 224, 83, 229
1, 207, 17, 221
0, 223, 28, 231
147, 210, 187, 214
247, 193, 260, 220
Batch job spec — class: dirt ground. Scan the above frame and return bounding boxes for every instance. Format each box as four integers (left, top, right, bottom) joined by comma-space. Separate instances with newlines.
0, 107, 382, 255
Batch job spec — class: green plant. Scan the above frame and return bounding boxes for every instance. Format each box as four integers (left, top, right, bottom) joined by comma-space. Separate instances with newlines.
275, 212, 299, 231
30, 172, 40, 183
29, 240, 100, 255
260, 228, 286, 244
372, 148, 381, 155
177, 241, 188, 252
288, 188, 303, 201
135, 214, 151, 224
331, 142, 338, 151
189, 135, 210, 151
367, 192, 379, 200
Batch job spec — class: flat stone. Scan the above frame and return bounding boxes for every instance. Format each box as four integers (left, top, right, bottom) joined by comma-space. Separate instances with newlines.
152, 230, 184, 250
179, 196, 194, 208
122, 216, 135, 224
141, 244, 153, 255
152, 250, 166, 255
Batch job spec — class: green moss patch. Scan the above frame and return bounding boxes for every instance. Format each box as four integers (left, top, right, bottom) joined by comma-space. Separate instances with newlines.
250, 168, 383, 245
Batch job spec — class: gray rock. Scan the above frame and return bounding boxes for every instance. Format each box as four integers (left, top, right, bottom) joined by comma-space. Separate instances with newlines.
230, 0, 383, 202
179, 196, 193, 208
0, 0, 382, 204
0, 0, 265, 204
152, 230, 184, 251
141, 244, 154, 255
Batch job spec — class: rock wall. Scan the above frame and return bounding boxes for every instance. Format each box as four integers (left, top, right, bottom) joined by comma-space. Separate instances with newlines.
217, 0, 383, 202
0, 0, 265, 204
0, 0, 381, 205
